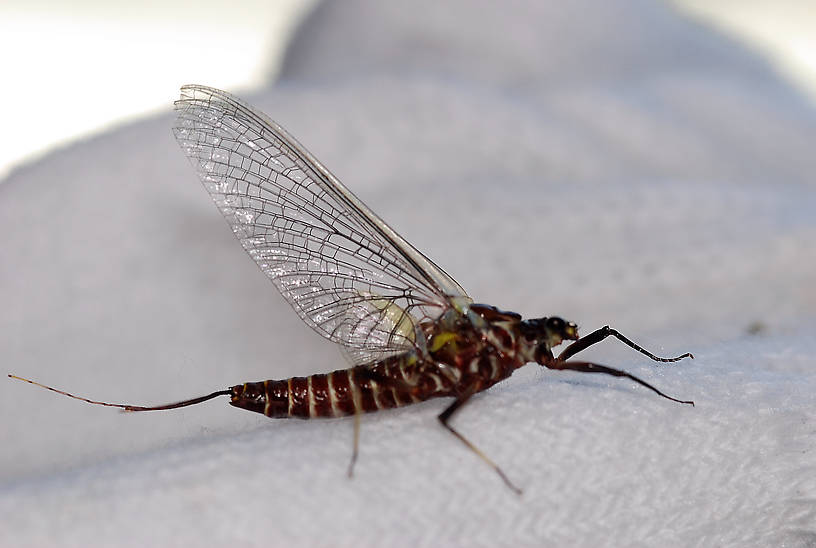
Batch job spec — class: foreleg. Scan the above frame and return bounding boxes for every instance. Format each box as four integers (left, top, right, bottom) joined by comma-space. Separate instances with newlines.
558, 325, 693, 363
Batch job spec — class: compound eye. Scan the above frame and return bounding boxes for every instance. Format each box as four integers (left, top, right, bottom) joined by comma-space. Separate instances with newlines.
546, 317, 565, 330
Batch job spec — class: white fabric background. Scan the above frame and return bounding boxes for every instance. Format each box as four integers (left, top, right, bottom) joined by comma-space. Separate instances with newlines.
1, 0, 815, 546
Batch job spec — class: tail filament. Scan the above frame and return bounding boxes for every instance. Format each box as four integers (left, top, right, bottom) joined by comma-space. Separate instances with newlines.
7, 374, 230, 412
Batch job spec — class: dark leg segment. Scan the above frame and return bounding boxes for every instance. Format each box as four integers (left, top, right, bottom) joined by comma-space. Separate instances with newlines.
543, 360, 694, 406
438, 389, 523, 495
557, 326, 694, 363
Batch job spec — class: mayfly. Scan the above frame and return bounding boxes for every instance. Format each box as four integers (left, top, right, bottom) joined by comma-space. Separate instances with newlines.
10, 85, 693, 494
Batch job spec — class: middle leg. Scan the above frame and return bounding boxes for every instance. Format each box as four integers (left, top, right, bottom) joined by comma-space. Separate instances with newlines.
438, 388, 523, 495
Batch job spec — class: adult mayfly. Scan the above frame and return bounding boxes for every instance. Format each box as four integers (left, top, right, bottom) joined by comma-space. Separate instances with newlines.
10, 85, 693, 494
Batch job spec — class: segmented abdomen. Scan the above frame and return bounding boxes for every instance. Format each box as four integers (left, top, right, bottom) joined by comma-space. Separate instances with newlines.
230, 355, 451, 419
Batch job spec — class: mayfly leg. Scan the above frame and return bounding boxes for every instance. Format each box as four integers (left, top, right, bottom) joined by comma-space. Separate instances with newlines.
343, 367, 413, 479
542, 361, 694, 405
438, 387, 523, 495
547, 327, 694, 406
557, 325, 693, 363
348, 411, 361, 478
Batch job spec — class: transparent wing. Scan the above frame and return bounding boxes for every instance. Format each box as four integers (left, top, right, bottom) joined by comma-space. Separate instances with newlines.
173, 85, 469, 365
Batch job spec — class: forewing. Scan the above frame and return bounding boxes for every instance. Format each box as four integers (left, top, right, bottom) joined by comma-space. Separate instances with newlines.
173, 85, 469, 364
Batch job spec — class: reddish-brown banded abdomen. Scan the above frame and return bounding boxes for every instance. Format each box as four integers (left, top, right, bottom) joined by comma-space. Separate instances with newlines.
230, 361, 424, 419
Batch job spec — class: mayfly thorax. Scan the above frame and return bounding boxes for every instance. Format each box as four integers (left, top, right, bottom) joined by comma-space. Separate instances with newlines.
10, 85, 694, 494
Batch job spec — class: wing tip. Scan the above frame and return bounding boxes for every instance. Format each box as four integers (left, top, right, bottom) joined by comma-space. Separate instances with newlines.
175, 84, 229, 111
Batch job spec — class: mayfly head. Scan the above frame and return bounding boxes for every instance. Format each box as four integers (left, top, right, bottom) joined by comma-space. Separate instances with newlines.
520, 316, 579, 361
545, 317, 579, 346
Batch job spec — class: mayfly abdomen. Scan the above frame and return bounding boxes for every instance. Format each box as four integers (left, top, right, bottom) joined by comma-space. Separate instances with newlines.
231, 357, 431, 419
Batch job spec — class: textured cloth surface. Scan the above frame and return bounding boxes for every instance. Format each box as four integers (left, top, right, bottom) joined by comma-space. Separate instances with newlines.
1, 1, 815, 546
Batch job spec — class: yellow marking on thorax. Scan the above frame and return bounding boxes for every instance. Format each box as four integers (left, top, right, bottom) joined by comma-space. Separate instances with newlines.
429, 331, 457, 353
